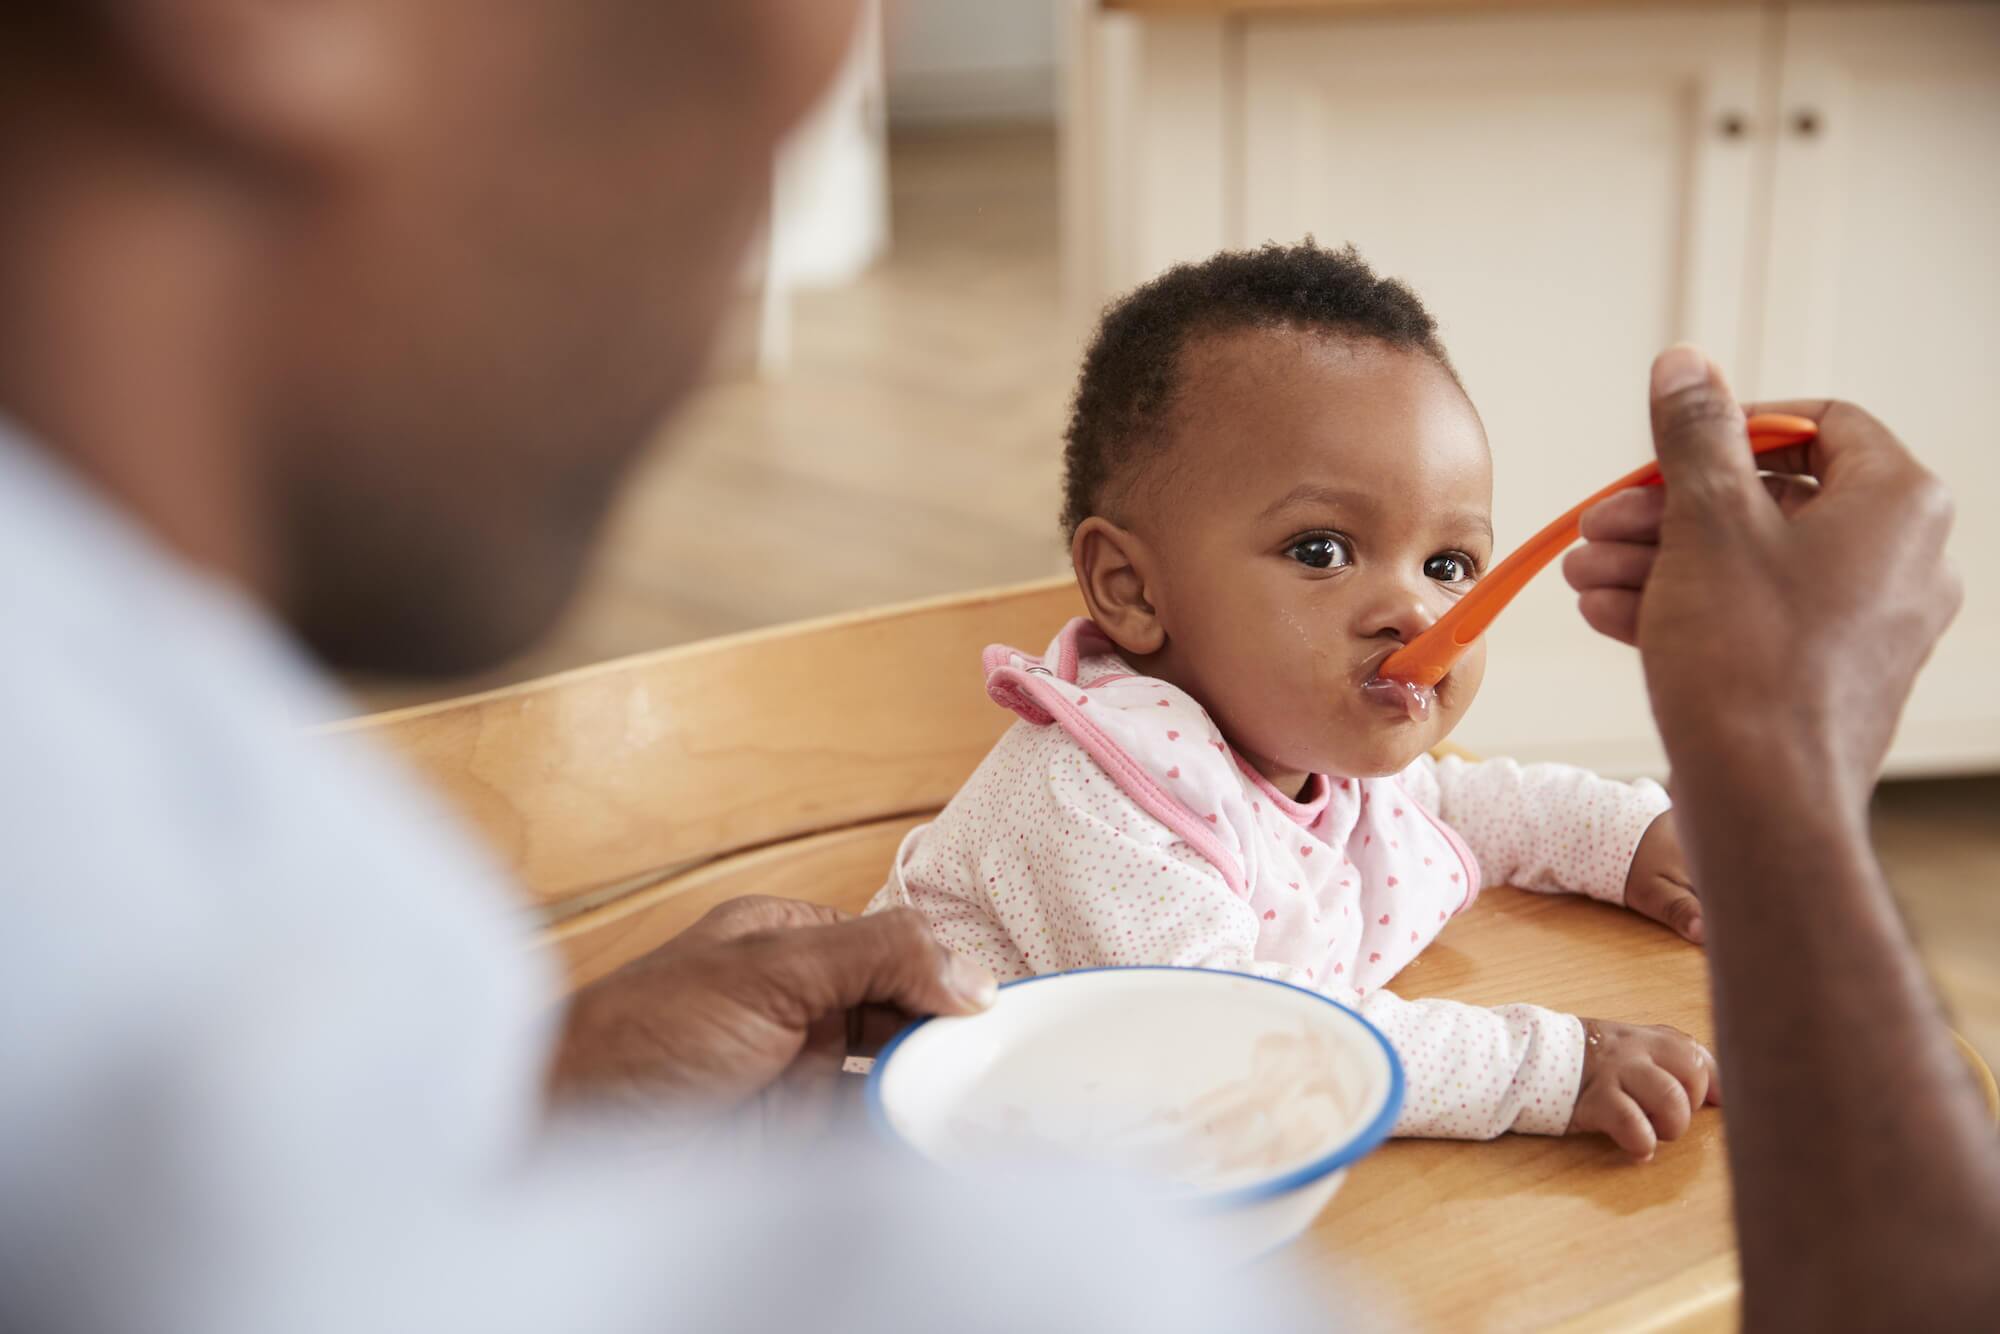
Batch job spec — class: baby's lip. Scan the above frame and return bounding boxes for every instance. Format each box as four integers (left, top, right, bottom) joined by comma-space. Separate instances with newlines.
1361, 675, 1434, 722
1357, 646, 1447, 694
1358, 646, 1410, 685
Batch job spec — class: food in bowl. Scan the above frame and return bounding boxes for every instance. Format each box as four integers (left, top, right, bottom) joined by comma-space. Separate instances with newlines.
942, 1020, 1372, 1188
867, 966, 1403, 1259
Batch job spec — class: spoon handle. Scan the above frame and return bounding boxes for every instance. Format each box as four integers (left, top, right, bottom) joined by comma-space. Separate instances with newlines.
1376, 413, 1820, 689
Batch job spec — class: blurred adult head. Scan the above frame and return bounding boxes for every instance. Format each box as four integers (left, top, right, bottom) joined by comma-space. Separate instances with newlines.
0, 1, 858, 671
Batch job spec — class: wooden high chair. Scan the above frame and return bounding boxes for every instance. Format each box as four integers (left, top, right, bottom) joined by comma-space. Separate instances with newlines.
334, 575, 1996, 1333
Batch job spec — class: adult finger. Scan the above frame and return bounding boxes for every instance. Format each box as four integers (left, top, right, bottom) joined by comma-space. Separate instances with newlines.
1743, 397, 1931, 499
694, 895, 853, 942
1576, 588, 1642, 646
739, 909, 998, 1033
1577, 486, 1666, 544
1798, 402, 1957, 555
1647, 345, 1760, 512
1563, 540, 1657, 594
1700, 1044, 1724, 1106
798, 1010, 850, 1079
1628, 1063, 1695, 1142
1734, 398, 1834, 481
848, 1002, 917, 1058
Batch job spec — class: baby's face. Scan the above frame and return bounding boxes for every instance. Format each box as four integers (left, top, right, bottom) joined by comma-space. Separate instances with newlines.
1130, 329, 1492, 783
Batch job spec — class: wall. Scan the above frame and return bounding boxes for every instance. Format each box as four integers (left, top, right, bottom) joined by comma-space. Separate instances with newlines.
886, 0, 1059, 126
773, 2, 890, 291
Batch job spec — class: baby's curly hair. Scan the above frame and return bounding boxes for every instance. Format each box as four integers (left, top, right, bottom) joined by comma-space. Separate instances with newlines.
1060, 240, 1457, 539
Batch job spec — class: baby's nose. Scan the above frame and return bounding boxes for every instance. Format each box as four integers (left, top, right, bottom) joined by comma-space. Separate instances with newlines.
1367, 589, 1441, 644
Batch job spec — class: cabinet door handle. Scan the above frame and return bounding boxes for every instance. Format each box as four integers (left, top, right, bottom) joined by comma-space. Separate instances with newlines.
1790, 108, 1824, 138
1717, 111, 1750, 139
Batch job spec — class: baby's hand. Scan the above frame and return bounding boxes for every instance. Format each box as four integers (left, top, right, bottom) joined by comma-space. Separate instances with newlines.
1624, 812, 1703, 945
1567, 1018, 1721, 1161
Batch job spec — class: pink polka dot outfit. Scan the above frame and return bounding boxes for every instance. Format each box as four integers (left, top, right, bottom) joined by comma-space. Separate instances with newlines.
869, 619, 1670, 1139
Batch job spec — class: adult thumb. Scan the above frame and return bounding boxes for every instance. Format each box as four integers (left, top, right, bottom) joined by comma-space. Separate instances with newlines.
1648, 344, 1758, 511
752, 910, 998, 1028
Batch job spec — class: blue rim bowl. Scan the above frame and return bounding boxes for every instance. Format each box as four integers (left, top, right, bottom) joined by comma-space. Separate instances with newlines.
864, 965, 1405, 1210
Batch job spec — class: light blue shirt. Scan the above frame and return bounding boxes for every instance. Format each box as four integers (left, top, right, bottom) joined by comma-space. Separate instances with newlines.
0, 422, 1319, 1334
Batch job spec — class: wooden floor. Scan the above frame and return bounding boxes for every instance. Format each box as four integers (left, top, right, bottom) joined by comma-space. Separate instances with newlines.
351, 126, 1998, 1077
1871, 775, 2000, 1070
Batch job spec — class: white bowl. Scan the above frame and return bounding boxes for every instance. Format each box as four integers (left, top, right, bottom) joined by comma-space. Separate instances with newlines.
867, 966, 1403, 1263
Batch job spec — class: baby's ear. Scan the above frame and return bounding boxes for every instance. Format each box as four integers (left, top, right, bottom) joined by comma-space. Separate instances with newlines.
1072, 517, 1166, 657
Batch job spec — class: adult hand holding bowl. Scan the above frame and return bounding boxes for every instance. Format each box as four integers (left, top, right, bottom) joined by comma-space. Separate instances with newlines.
867, 966, 1404, 1263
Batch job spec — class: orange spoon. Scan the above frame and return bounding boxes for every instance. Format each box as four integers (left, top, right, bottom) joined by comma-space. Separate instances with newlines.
1376, 413, 1820, 691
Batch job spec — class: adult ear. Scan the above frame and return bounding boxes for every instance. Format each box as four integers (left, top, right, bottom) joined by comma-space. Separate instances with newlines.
1072, 516, 1167, 657
99, 0, 403, 163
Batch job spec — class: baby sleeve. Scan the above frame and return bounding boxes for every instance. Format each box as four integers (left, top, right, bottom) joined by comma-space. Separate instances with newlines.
1358, 989, 1584, 1138
1403, 754, 1671, 903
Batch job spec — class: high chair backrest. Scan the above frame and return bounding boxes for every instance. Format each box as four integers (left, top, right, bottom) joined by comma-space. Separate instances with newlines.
330, 576, 1087, 986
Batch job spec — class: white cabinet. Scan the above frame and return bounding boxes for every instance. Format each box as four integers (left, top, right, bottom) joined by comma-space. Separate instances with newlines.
1063, 2, 2000, 777
1755, 4, 2000, 774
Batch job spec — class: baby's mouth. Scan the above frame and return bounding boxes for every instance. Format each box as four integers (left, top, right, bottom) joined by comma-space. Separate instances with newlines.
1358, 650, 1439, 722
1361, 676, 1436, 722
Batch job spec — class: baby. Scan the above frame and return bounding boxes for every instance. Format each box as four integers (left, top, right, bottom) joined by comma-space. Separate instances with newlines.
871, 242, 1717, 1158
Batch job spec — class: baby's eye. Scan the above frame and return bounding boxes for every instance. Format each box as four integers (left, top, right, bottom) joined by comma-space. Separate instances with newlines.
1287, 534, 1353, 570
1424, 551, 1476, 584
